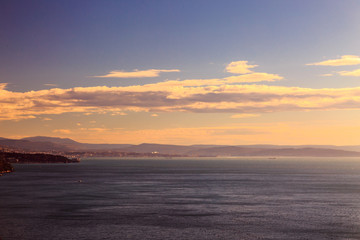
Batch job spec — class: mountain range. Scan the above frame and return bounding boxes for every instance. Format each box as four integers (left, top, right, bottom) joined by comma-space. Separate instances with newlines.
1, 136, 360, 157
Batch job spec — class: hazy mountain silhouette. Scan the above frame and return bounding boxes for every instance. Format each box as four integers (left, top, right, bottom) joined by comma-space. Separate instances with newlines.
20, 136, 132, 151
22, 136, 80, 145
1, 136, 360, 157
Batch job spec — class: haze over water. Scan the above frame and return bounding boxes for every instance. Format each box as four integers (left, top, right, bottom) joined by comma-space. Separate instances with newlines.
2, 158, 360, 239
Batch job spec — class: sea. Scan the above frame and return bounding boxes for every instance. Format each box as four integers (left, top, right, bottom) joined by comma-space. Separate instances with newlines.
1, 157, 360, 240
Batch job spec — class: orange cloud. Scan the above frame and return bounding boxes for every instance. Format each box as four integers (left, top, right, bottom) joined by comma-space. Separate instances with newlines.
307, 55, 360, 66
338, 69, 360, 77
231, 114, 259, 118
53, 129, 72, 134
226, 61, 258, 74
224, 73, 283, 83
94, 69, 180, 78
1, 80, 360, 121
0, 83, 8, 90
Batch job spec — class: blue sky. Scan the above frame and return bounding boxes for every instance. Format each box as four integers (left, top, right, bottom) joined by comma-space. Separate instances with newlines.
2, 0, 360, 90
1, 0, 360, 144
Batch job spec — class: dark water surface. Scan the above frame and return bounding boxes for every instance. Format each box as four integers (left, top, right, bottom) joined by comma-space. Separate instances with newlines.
2, 158, 360, 239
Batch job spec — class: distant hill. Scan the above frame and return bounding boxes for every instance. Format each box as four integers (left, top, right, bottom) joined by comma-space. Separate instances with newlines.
186, 146, 261, 156
187, 146, 360, 157
234, 144, 360, 152
22, 136, 80, 145
0, 139, 73, 152
1, 136, 360, 157
20, 136, 132, 151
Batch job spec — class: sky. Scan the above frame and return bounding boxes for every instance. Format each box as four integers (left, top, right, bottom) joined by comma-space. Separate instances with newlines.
1, 0, 360, 145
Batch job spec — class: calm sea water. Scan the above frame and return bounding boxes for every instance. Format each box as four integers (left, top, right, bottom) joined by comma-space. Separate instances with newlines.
2, 157, 360, 239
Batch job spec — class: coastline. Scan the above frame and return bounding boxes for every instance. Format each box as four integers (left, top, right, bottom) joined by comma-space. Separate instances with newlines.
0, 159, 14, 175
0, 152, 80, 175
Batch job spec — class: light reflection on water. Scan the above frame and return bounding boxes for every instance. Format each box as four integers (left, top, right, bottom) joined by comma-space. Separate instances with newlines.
1, 158, 360, 239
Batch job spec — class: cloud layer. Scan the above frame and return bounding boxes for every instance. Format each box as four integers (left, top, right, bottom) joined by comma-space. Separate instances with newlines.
2, 59, 360, 121
94, 69, 180, 78
1, 77, 360, 121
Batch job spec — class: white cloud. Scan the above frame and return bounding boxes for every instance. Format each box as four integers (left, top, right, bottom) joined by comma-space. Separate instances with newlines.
226, 61, 258, 74
307, 55, 360, 66
94, 69, 180, 78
